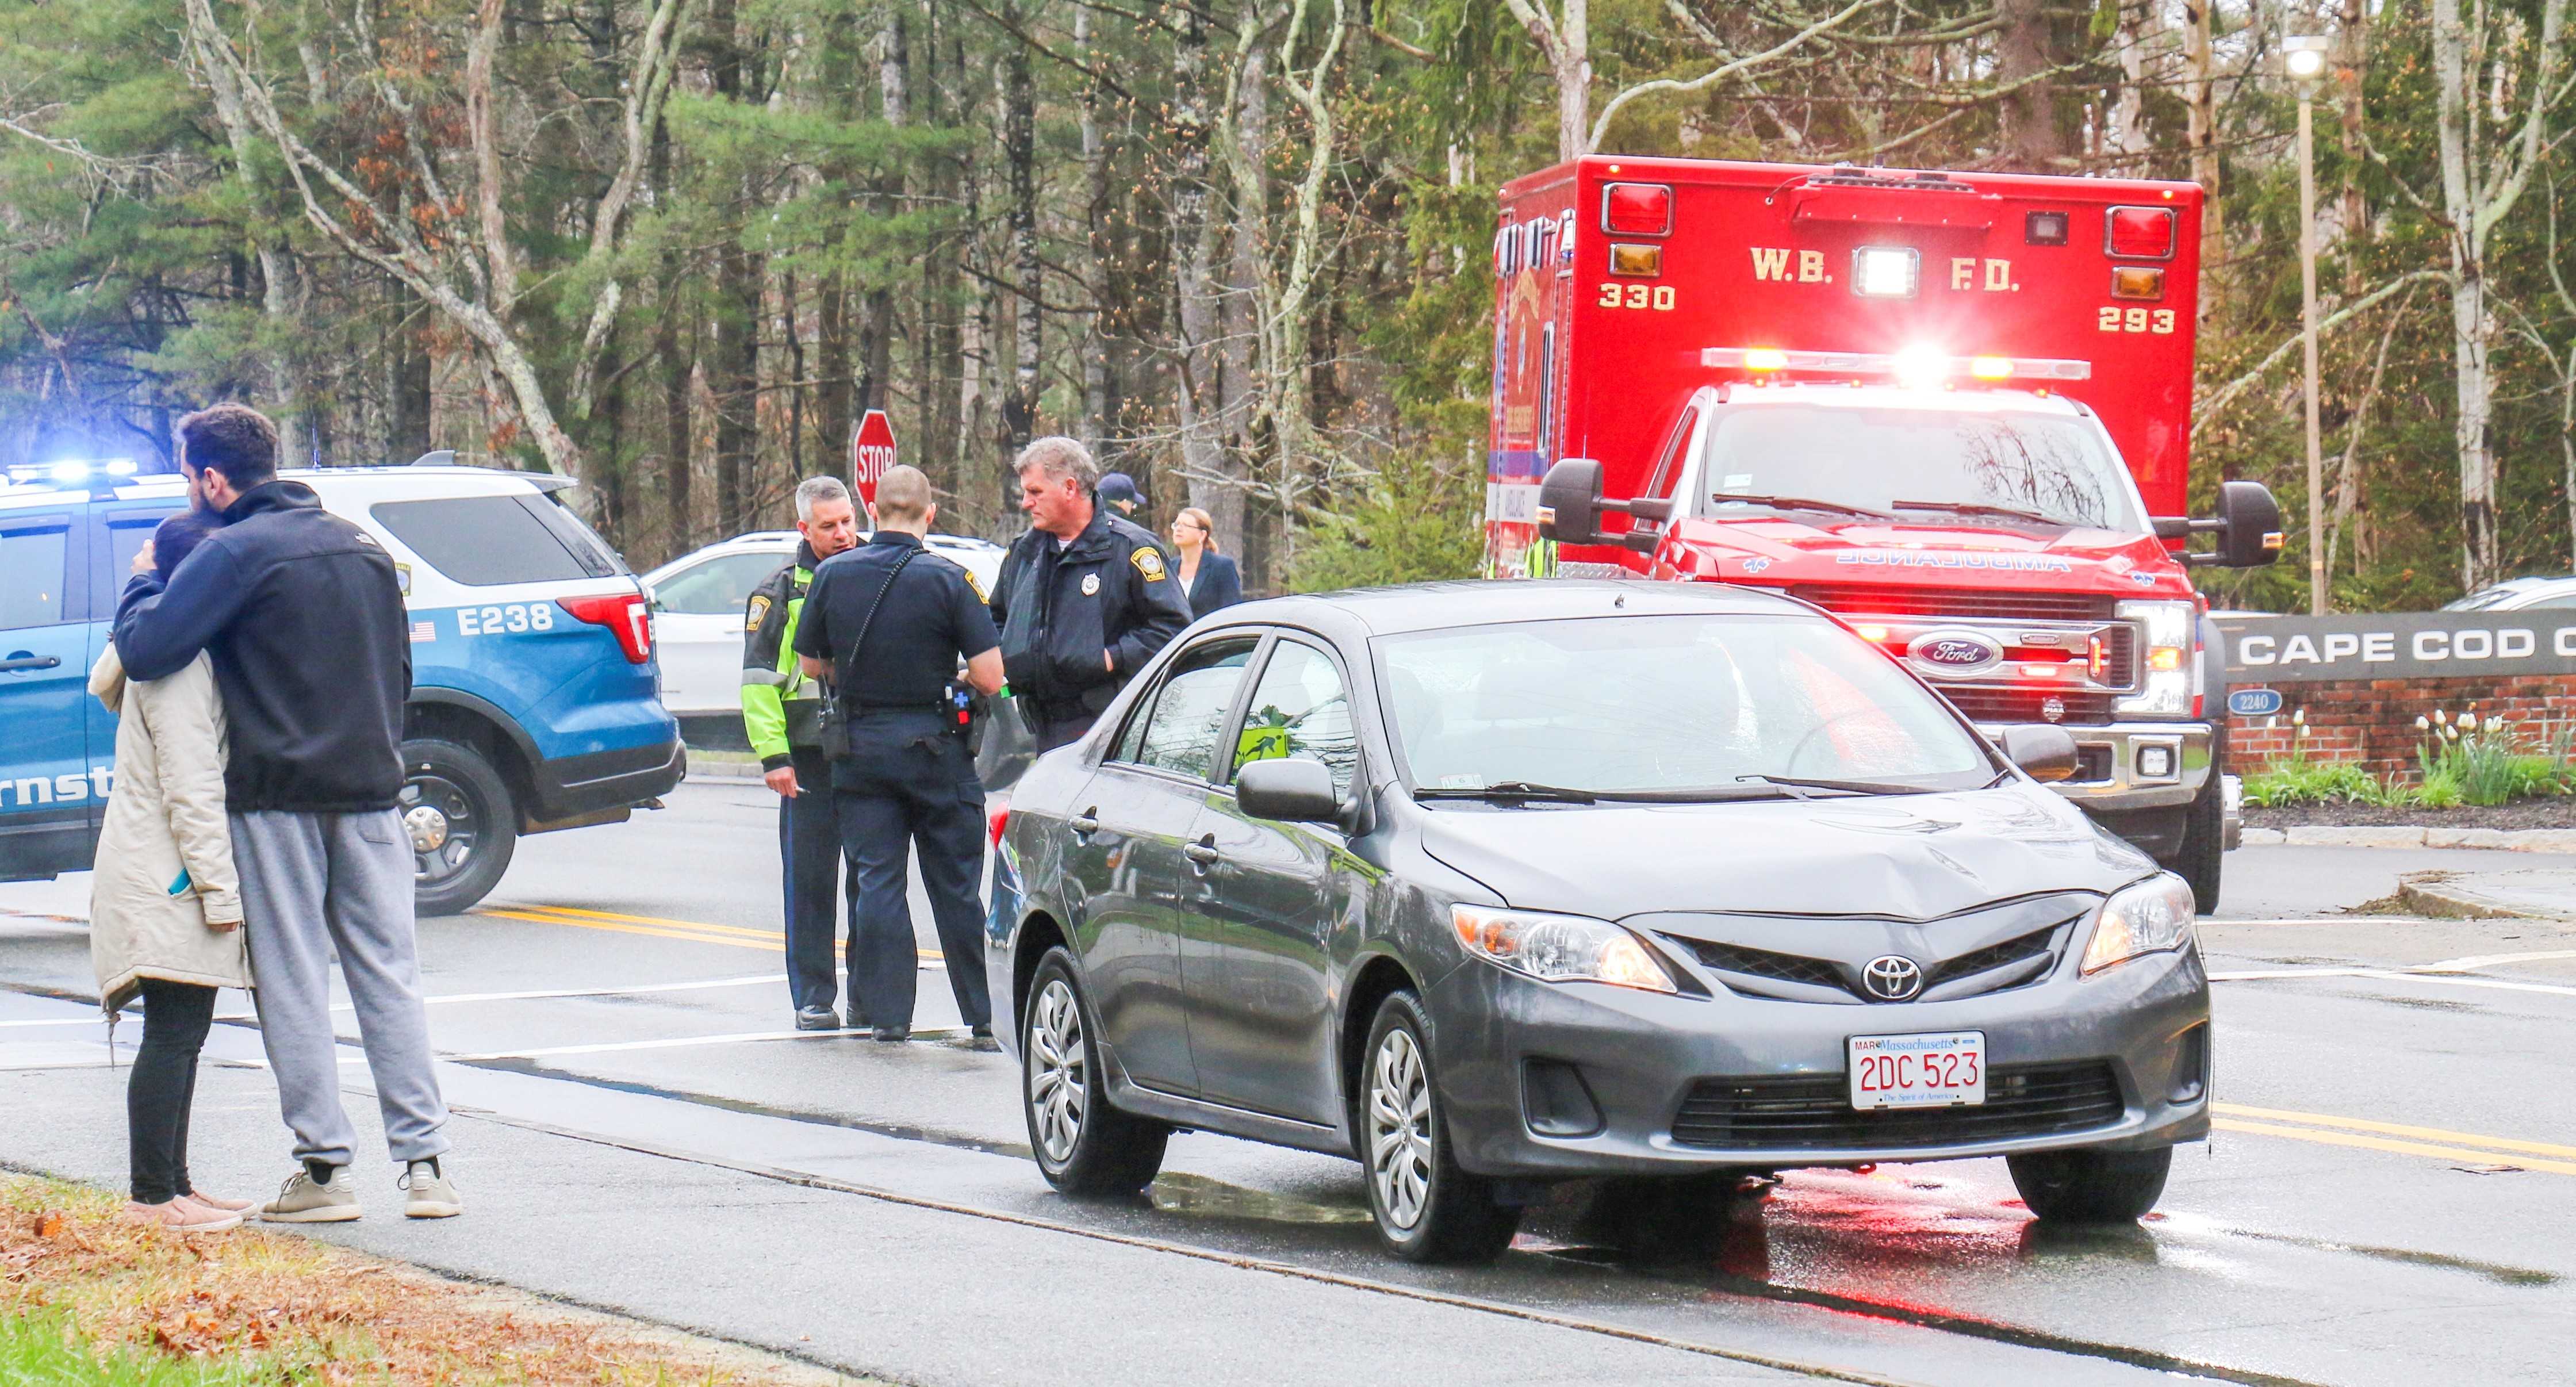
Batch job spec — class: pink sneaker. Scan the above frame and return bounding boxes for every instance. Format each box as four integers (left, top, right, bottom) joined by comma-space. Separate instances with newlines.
125, 1198, 242, 1233
182, 1191, 254, 1213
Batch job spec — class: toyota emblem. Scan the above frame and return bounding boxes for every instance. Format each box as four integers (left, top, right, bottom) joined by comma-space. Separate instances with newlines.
1861, 955, 1925, 1001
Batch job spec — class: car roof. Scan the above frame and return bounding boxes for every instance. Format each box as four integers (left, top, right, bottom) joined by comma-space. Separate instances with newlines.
1187, 579, 1819, 641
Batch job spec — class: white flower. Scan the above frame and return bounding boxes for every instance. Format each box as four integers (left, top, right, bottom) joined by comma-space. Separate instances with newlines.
2295, 725, 2311, 740
2416, 715, 2432, 731
2433, 708, 2448, 725
2443, 725, 2460, 742
2459, 712, 2479, 731
2293, 707, 2306, 725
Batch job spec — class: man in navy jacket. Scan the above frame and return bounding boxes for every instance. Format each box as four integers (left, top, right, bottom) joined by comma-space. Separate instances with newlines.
113, 404, 459, 1225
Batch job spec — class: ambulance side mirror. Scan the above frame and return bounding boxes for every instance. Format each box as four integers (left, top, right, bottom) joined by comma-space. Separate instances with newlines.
1537, 458, 1666, 554
2153, 481, 2284, 569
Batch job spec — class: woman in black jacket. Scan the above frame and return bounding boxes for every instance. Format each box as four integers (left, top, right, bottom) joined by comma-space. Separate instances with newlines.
1171, 507, 1242, 620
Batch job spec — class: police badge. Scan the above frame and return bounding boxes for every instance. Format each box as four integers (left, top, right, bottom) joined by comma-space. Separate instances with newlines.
1081, 573, 1101, 596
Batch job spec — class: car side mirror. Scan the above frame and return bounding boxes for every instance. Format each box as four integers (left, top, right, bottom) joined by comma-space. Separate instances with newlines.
2152, 481, 2284, 569
2000, 725, 2079, 783
1237, 758, 1341, 824
1537, 458, 1669, 554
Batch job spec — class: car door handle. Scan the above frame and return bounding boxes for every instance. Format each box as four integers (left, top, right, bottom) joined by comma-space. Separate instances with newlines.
1070, 808, 1100, 838
0, 654, 60, 673
1182, 837, 1220, 868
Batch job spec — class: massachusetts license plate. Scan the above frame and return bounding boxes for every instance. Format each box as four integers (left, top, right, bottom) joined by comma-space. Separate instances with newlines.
1848, 1030, 1986, 1110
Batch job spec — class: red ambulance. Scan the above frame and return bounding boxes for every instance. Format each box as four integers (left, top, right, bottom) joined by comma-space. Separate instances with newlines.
1489, 155, 2283, 911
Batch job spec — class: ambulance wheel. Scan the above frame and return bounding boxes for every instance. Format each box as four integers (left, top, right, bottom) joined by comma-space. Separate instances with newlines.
2170, 775, 2223, 918
402, 737, 518, 917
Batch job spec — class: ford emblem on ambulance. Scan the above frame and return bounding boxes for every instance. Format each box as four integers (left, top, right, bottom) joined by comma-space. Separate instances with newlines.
1908, 628, 2003, 676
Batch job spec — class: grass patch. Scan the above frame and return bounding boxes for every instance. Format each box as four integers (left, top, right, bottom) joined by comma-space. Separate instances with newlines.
0, 1174, 853, 1386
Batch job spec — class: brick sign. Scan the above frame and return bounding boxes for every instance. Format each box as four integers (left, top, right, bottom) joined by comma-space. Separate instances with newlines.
2216, 611, 2576, 684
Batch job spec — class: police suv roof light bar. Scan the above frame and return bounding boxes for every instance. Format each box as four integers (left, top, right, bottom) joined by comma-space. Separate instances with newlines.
1701, 347, 2092, 382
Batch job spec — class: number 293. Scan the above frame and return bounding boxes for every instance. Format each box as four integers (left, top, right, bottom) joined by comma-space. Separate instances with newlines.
2099, 306, 2176, 334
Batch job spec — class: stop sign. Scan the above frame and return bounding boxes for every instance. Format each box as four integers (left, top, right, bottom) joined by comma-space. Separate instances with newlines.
851, 409, 898, 506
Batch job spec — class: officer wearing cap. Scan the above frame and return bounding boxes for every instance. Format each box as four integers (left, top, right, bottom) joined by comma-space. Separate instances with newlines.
1095, 471, 1143, 518
795, 465, 1003, 1043
989, 438, 1194, 752
742, 476, 864, 1033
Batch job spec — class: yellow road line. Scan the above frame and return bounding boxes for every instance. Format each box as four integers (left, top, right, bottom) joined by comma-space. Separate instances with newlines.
2213, 1102, 2576, 1162
2214, 1118, 2576, 1178
477, 909, 782, 952
476, 905, 945, 961
500, 902, 782, 940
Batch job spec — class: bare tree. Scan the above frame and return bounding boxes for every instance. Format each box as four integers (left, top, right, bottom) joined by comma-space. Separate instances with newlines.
2428, 0, 2570, 587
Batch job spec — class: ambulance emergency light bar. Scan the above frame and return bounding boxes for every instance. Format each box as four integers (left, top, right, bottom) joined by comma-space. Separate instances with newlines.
4, 458, 140, 486
1701, 347, 2092, 383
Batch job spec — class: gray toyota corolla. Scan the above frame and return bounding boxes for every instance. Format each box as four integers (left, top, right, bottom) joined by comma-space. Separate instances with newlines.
985, 581, 2209, 1263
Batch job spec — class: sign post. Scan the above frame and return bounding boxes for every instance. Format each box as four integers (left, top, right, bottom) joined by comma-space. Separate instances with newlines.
851, 409, 898, 508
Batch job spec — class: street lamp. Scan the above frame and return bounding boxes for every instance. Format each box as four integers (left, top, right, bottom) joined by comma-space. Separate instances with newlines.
2286, 34, 2331, 616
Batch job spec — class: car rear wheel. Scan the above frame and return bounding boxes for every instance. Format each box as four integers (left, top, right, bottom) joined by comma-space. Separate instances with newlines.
1022, 949, 1168, 1197
2007, 1144, 2173, 1224
1360, 991, 1520, 1264
401, 737, 517, 917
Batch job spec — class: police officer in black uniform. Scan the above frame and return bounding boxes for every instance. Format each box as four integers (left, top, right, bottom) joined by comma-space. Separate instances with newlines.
988, 436, 1193, 752
794, 465, 1004, 1043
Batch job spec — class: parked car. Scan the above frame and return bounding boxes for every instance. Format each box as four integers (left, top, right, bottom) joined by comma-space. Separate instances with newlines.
0, 458, 683, 915
2441, 576, 2576, 612
986, 581, 2210, 1263
642, 530, 1006, 726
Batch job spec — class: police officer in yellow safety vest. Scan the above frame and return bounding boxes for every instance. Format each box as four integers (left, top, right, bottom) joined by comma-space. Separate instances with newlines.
742, 476, 864, 1032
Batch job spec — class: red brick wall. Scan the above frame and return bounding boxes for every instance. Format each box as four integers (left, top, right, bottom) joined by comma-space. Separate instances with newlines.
2228, 674, 2576, 776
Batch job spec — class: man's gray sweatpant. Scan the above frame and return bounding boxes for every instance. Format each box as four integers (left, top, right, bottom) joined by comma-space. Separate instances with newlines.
232, 809, 451, 1169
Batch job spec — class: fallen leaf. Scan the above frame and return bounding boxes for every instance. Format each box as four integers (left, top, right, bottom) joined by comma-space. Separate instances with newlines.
34, 1212, 65, 1238
2452, 1163, 2524, 1175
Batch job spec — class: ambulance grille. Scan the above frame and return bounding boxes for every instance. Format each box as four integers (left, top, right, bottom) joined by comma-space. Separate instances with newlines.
1670, 1062, 2125, 1151
1783, 584, 2119, 624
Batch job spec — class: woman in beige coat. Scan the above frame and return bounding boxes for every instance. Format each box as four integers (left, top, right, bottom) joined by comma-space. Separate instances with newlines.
91, 512, 254, 1233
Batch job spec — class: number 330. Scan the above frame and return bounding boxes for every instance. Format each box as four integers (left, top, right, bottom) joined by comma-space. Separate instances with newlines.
1598, 282, 1676, 311
2099, 306, 2176, 334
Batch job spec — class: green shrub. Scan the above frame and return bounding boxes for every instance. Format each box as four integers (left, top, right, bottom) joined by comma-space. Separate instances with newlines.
2416, 711, 2576, 807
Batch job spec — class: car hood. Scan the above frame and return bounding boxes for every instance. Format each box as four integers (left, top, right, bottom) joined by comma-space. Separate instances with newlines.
1416, 783, 2156, 922
1654, 516, 2196, 601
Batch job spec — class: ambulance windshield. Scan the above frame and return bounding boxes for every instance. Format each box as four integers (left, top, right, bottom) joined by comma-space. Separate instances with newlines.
1694, 404, 2142, 531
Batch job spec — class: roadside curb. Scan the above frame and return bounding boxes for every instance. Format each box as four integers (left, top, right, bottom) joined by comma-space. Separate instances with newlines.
683, 747, 766, 784
2394, 869, 2576, 922
2240, 825, 2576, 852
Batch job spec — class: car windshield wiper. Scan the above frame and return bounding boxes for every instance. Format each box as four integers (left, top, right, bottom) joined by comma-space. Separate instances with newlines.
1736, 773, 1942, 797
1707, 493, 1894, 521
1412, 781, 1600, 804
1891, 499, 2064, 525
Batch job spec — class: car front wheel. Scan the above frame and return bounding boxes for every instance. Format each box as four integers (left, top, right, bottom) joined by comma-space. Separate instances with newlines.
1022, 949, 1168, 1197
1360, 991, 1520, 1264
2007, 1144, 2174, 1224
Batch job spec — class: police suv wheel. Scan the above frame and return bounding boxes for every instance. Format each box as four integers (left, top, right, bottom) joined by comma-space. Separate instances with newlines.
1359, 991, 1520, 1264
1021, 949, 1168, 1196
402, 737, 517, 917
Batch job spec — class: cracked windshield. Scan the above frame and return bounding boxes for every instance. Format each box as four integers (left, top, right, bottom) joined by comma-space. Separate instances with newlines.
1381, 615, 1991, 795
1696, 405, 2146, 530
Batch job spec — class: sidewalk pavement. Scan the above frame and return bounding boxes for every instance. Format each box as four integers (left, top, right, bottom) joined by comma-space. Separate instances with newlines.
2396, 868, 2576, 921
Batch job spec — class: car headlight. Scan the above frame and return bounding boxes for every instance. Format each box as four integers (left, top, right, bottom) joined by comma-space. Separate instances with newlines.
1452, 905, 1676, 993
2115, 599, 2195, 717
2082, 873, 2196, 975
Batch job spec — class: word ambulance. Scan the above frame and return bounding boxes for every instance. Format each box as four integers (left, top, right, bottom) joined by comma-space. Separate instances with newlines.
1487, 155, 2283, 911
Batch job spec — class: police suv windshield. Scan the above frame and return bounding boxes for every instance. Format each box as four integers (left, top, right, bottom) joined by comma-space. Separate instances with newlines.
1381, 614, 1993, 798
1692, 403, 2145, 531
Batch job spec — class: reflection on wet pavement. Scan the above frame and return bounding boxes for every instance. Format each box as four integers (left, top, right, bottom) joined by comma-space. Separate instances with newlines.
1149, 1170, 1373, 1225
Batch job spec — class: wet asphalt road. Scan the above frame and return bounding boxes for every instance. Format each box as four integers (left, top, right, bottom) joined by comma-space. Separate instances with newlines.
5, 780, 2575, 1386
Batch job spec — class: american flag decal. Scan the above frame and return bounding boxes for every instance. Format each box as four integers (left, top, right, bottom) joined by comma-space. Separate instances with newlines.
409, 620, 436, 644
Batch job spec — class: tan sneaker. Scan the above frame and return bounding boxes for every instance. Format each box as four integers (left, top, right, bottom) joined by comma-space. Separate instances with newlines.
181, 1190, 254, 1213
259, 1169, 362, 1223
401, 1159, 462, 1219
126, 1198, 241, 1233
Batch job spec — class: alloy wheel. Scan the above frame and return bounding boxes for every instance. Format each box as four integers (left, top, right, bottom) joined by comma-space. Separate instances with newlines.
1026, 978, 1087, 1165
1367, 1027, 1434, 1231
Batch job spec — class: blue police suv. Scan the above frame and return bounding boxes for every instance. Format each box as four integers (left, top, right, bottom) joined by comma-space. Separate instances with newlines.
1, 457, 684, 915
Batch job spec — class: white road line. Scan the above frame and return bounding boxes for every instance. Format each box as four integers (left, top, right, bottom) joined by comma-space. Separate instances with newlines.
2417, 949, 2576, 972
2210, 916, 2440, 926
4, 974, 793, 1029
2211, 967, 2576, 999
450, 1026, 969, 1062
